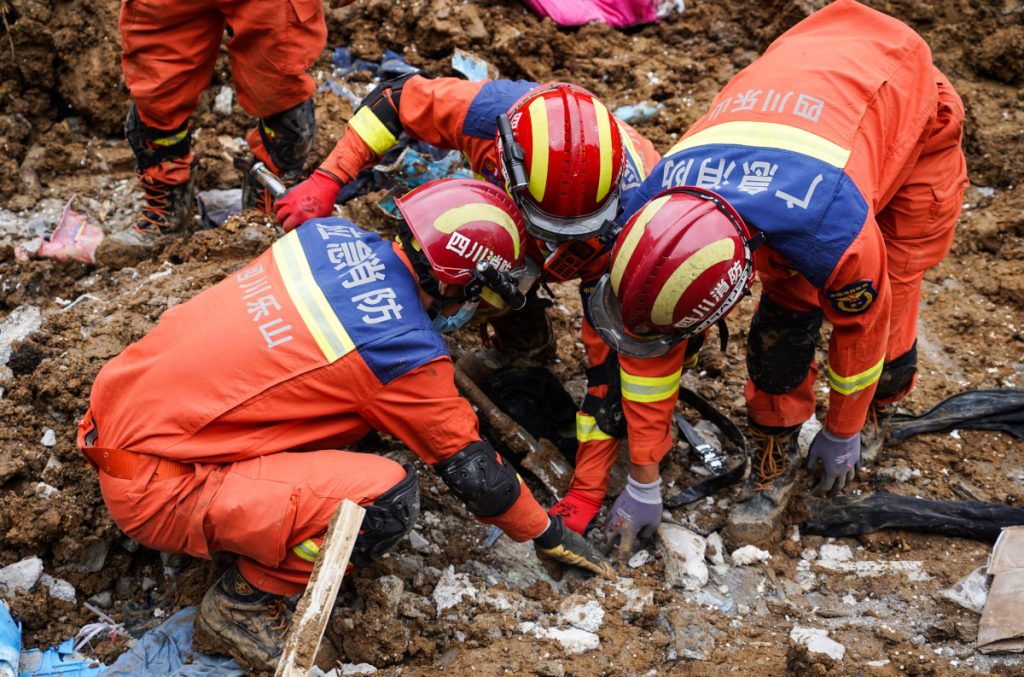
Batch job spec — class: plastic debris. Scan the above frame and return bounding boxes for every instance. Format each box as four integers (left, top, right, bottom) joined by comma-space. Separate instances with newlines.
941, 566, 990, 614
15, 199, 103, 265
451, 49, 498, 82
978, 526, 1024, 653
195, 189, 242, 229
613, 101, 665, 123
1, 601, 19, 677
374, 147, 473, 217
520, 0, 667, 28
19, 639, 102, 676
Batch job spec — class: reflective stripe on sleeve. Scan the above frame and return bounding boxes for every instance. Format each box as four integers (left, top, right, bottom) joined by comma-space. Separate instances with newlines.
619, 367, 682, 403
348, 106, 399, 156
576, 412, 614, 443
292, 539, 319, 563
827, 357, 884, 395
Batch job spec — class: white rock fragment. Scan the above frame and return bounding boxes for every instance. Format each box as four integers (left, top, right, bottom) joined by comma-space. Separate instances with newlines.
705, 532, 725, 566
842, 593, 857, 606
0, 556, 43, 597
798, 416, 823, 454
614, 578, 654, 614
819, 544, 853, 562
940, 566, 989, 614
432, 566, 477, 614
658, 524, 708, 590
790, 626, 845, 660
40, 574, 75, 602
813, 557, 930, 581
41, 428, 56, 447
866, 659, 890, 667
342, 664, 378, 676
408, 530, 440, 555
34, 482, 58, 499
213, 86, 234, 116
731, 545, 772, 566
800, 548, 818, 561
0, 305, 43, 365
559, 598, 605, 633
628, 550, 650, 569
520, 622, 600, 654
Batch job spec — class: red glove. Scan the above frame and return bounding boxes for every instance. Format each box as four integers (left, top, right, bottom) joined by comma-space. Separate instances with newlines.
274, 169, 342, 232
549, 490, 603, 535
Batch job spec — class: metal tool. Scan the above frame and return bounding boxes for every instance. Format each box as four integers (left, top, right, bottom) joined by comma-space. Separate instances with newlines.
675, 412, 726, 475
249, 161, 287, 200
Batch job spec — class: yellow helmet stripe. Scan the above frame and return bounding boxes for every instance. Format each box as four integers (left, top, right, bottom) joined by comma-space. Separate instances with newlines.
651, 238, 736, 326
609, 195, 671, 292
433, 203, 521, 259
593, 99, 613, 203
617, 122, 648, 179
527, 98, 549, 203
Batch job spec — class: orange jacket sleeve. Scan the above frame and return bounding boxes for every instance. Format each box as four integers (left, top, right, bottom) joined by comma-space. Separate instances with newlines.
618, 341, 690, 466
319, 75, 491, 182
820, 218, 891, 437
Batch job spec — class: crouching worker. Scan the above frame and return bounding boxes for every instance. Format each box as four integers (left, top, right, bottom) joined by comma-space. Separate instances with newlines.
77, 178, 613, 672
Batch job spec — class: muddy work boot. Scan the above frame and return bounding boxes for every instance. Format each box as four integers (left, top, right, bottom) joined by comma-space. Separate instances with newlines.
243, 99, 316, 214
97, 160, 196, 269
726, 422, 802, 547
860, 402, 895, 464
193, 565, 292, 673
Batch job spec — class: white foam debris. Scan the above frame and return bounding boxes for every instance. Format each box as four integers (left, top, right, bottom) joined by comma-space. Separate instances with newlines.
432, 565, 477, 614
520, 622, 600, 654
658, 524, 708, 590
790, 626, 845, 661
559, 599, 605, 633
731, 545, 772, 566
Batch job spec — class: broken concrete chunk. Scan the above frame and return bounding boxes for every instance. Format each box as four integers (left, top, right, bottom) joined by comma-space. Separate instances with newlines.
0, 305, 42, 366
731, 545, 772, 566
705, 532, 726, 566
789, 626, 846, 660
433, 566, 477, 615
520, 622, 600, 654
40, 574, 75, 602
0, 557, 43, 597
559, 596, 604, 633
658, 523, 708, 590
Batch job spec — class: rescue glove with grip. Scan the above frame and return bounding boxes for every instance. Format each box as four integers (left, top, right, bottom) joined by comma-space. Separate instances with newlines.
274, 169, 342, 232
806, 429, 860, 496
534, 515, 616, 580
603, 475, 662, 560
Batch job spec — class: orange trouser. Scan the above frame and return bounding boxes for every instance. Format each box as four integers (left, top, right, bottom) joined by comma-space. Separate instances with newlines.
93, 447, 406, 596
746, 73, 967, 428
120, 0, 326, 130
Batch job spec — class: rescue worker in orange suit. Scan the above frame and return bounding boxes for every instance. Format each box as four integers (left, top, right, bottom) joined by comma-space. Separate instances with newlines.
78, 178, 614, 672
590, 0, 969, 544
97, 0, 347, 268
275, 77, 707, 544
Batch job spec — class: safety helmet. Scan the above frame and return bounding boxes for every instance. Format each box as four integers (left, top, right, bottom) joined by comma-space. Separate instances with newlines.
496, 83, 624, 243
589, 187, 756, 358
396, 178, 536, 331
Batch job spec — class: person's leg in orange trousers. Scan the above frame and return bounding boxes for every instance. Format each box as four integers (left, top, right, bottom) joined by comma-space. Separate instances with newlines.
99, 449, 408, 595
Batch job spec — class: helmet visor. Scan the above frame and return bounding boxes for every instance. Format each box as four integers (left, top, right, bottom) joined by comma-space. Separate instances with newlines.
513, 186, 620, 243
589, 275, 688, 359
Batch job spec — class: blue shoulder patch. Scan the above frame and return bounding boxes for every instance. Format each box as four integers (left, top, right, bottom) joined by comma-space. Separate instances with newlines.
462, 80, 538, 140
295, 219, 448, 384
637, 145, 869, 288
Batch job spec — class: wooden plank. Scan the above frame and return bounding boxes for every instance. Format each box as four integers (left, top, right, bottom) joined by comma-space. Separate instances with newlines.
275, 499, 366, 677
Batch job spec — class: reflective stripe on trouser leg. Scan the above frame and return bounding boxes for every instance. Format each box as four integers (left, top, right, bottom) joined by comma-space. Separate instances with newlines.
576, 412, 614, 443
292, 538, 319, 563
619, 368, 682, 403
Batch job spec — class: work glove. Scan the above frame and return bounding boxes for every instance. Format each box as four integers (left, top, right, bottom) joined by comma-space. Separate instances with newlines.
534, 515, 616, 580
549, 490, 603, 535
806, 428, 860, 496
603, 475, 662, 560
274, 169, 342, 232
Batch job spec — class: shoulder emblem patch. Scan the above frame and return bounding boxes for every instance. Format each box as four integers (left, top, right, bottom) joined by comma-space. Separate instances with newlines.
826, 280, 877, 314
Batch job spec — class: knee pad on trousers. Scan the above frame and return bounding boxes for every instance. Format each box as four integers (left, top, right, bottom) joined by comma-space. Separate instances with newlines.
351, 464, 420, 568
747, 295, 824, 395
875, 341, 918, 403
580, 354, 625, 438
435, 440, 521, 518
258, 98, 316, 181
125, 104, 191, 172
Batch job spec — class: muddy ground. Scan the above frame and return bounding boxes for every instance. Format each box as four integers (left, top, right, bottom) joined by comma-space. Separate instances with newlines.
1, 0, 1023, 674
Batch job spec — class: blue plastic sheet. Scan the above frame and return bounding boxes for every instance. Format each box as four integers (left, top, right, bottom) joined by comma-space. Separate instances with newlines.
101, 608, 242, 677
19, 641, 102, 677
1, 603, 19, 677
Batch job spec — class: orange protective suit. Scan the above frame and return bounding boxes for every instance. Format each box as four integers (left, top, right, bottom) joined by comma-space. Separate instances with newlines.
78, 218, 549, 596
318, 76, 687, 520
621, 0, 968, 437
120, 0, 327, 130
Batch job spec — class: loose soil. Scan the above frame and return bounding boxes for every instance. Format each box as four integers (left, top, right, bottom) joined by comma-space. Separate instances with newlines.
1, 0, 1022, 675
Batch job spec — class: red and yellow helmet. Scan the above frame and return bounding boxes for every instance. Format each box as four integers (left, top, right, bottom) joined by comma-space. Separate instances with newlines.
590, 187, 755, 358
496, 83, 624, 242
396, 178, 535, 330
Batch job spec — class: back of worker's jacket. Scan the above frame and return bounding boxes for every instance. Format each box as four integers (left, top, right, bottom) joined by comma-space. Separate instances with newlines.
89, 219, 467, 464
621, 0, 966, 436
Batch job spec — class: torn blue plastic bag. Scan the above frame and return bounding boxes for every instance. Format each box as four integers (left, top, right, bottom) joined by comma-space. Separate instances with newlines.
374, 146, 474, 217
1, 602, 104, 677
613, 101, 665, 123
101, 607, 242, 677
1, 602, 18, 677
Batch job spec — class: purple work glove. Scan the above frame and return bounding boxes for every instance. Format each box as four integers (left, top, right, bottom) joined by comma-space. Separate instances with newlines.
603, 475, 663, 559
806, 429, 861, 496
